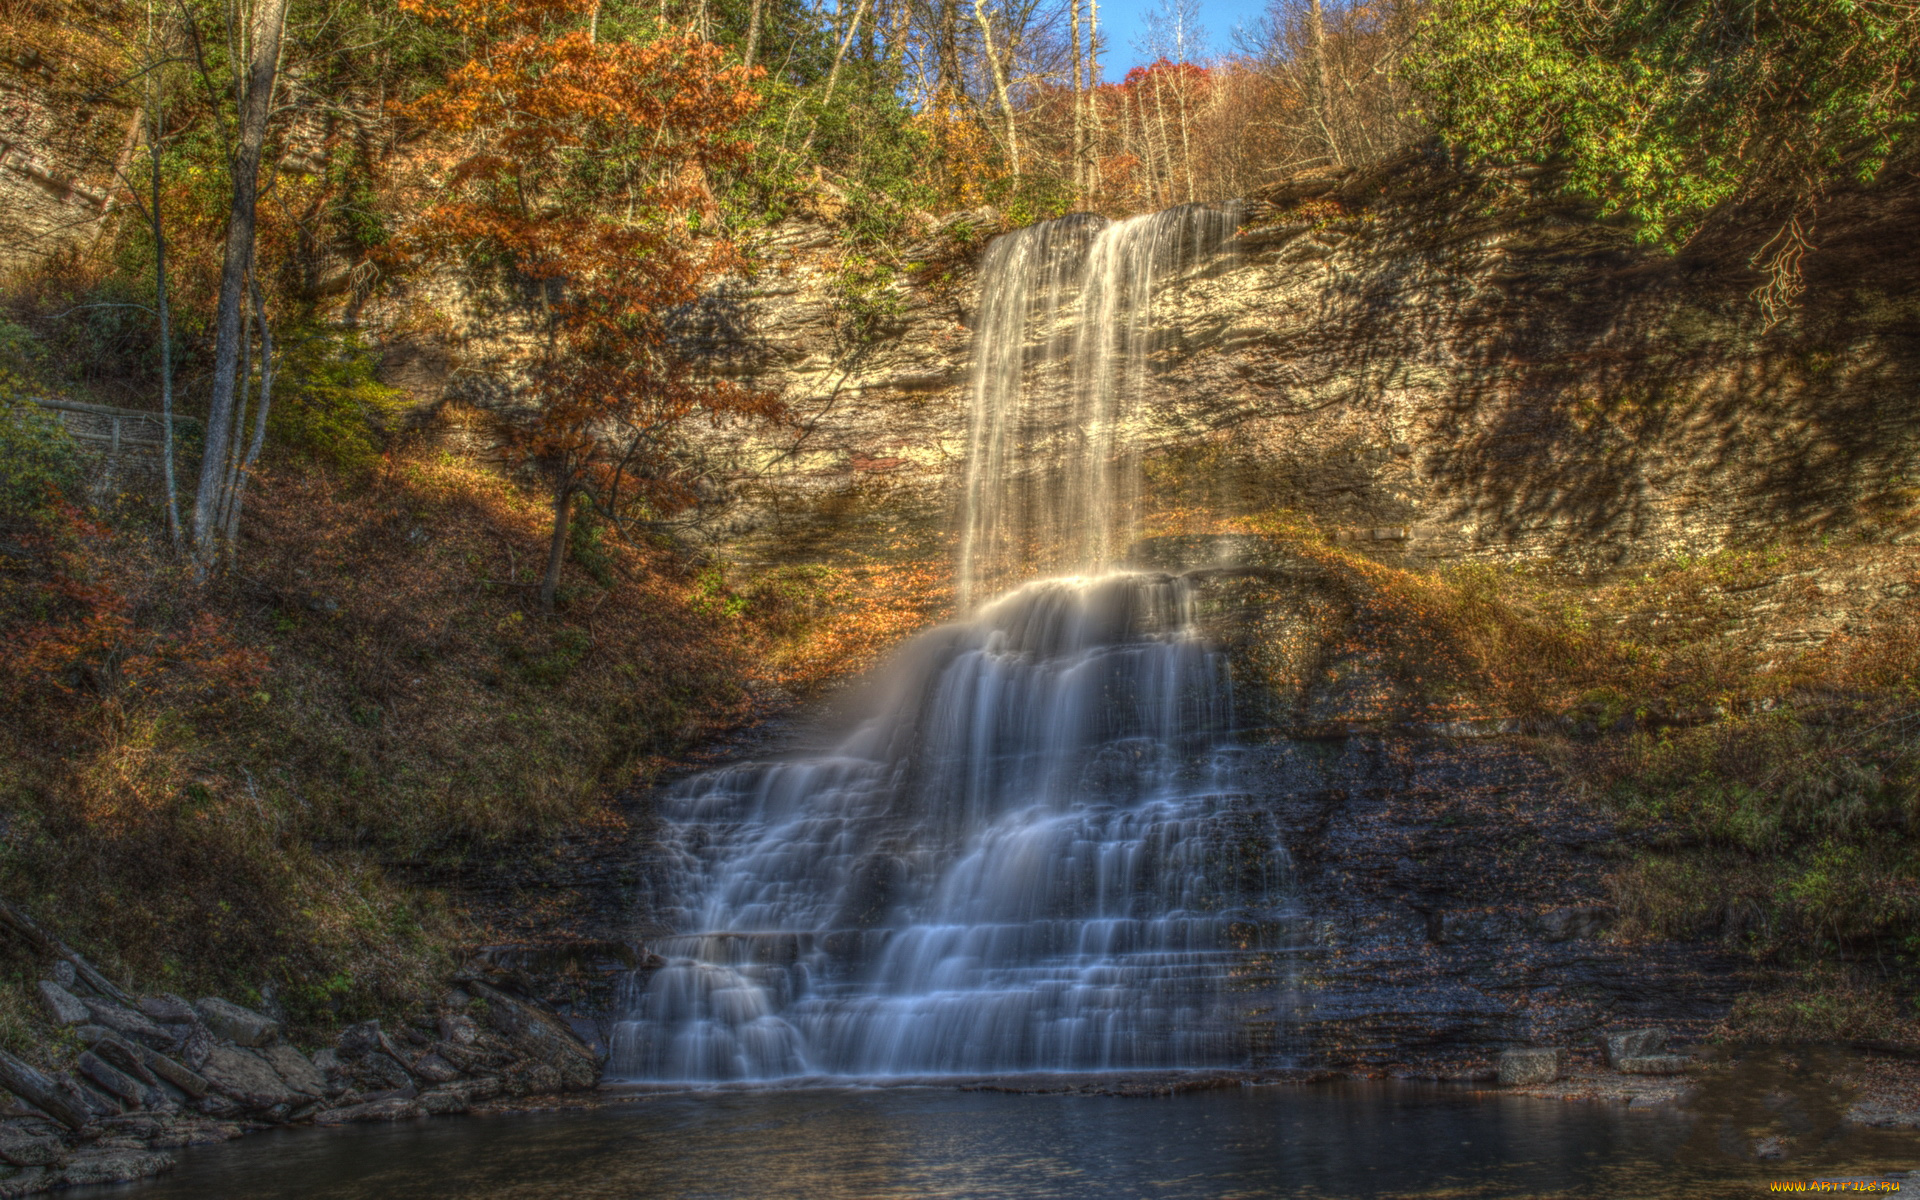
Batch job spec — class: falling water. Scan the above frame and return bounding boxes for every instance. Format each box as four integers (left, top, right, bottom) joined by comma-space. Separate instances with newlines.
608, 204, 1280, 1082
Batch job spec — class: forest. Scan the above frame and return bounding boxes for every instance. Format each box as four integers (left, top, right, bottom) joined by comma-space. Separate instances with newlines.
0, 0, 1918, 1187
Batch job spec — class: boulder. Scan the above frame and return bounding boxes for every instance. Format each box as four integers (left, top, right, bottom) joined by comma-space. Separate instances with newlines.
255, 1045, 326, 1098
437, 1014, 479, 1046
1617, 1054, 1689, 1076
33, 983, 87, 1028
1599, 1027, 1669, 1066
0, 1124, 64, 1168
0, 1167, 49, 1198
80, 1000, 171, 1050
135, 996, 201, 1026
54, 1148, 174, 1187
411, 1053, 461, 1085
1497, 1047, 1562, 1086
313, 1097, 420, 1125
468, 982, 598, 1091
336, 1021, 383, 1058
79, 1026, 208, 1099
47, 963, 74, 990
417, 1084, 472, 1116
193, 999, 280, 1048
75, 1053, 155, 1109
197, 1046, 300, 1111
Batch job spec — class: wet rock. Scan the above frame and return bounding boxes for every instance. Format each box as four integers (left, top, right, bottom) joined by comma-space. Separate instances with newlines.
1600, 1028, 1669, 1066
417, 1084, 471, 1115
501, 1061, 563, 1096
54, 1148, 173, 1186
411, 1053, 461, 1085
468, 982, 597, 1090
32, 983, 86, 1028
0, 1125, 63, 1168
194, 998, 280, 1048
255, 1045, 326, 1098
1617, 1054, 1689, 1076
1497, 1048, 1563, 1086
142, 1117, 242, 1149
0, 1166, 50, 1197
313, 1097, 420, 1125
198, 1046, 301, 1111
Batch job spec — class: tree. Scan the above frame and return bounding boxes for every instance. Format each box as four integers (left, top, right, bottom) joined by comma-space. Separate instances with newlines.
1410, 0, 1920, 320
402, 0, 779, 610
190, 0, 292, 568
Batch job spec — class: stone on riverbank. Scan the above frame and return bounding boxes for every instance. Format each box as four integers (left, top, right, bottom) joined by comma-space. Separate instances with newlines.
198, 1045, 301, 1110
1497, 1048, 1563, 1086
314, 1097, 420, 1125
1599, 1028, 1668, 1066
0, 1126, 63, 1168
53, 1148, 173, 1186
256, 1044, 327, 1098
194, 998, 281, 1048
1616, 1054, 1689, 1076
32, 984, 86, 1028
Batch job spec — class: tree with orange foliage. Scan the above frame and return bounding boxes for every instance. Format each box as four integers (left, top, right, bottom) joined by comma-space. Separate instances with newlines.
402, 0, 778, 610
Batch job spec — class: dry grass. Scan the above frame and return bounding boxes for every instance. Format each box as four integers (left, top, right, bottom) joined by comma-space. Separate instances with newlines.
0, 440, 766, 1034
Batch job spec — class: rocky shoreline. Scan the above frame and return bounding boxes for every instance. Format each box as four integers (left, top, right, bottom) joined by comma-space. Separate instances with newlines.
0, 902, 599, 1196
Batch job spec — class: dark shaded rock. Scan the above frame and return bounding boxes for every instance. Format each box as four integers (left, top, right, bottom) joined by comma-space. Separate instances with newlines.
32, 984, 85, 1028
1498, 1048, 1563, 1086
313, 1097, 419, 1125
411, 1053, 461, 1085
1618, 1054, 1689, 1076
417, 1084, 471, 1115
135, 996, 201, 1026
54, 1148, 173, 1187
198, 1046, 300, 1111
255, 1045, 326, 1098
194, 998, 280, 1048
437, 1014, 478, 1046
337, 1021, 383, 1057
79, 1000, 171, 1050
76, 1053, 155, 1108
0, 1125, 63, 1167
0, 1166, 50, 1197
467, 982, 597, 1091
1601, 1027, 1669, 1065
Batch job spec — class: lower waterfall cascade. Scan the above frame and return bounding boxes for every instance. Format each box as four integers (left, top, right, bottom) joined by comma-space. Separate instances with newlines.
607, 205, 1291, 1081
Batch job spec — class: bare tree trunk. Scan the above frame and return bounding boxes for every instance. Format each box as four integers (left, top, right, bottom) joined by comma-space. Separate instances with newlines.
1070, 0, 1085, 196
743, 0, 763, 67
799, 0, 873, 155
540, 486, 574, 612
143, 11, 183, 549
1174, 67, 1195, 202
1149, 68, 1173, 207
191, 0, 289, 568
1087, 0, 1104, 195
973, 0, 1021, 178
1307, 0, 1340, 166
937, 0, 962, 101
224, 277, 275, 557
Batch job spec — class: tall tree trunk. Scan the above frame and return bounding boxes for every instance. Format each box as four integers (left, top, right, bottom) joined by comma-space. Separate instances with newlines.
973, 0, 1021, 178
1086, 0, 1103, 194
144, 26, 183, 549
1070, 0, 1085, 196
1149, 69, 1173, 207
191, 0, 289, 567
540, 485, 574, 613
799, 0, 872, 155
743, 0, 763, 67
1307, 0, 1339, 165
937, 0, 962, 101
223, 278, 276, 558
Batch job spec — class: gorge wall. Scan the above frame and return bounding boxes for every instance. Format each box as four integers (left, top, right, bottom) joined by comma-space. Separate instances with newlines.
619, 156, 1920, 576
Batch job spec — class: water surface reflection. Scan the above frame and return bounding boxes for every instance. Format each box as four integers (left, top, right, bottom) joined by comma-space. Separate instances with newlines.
87, 1083, 1915, 1199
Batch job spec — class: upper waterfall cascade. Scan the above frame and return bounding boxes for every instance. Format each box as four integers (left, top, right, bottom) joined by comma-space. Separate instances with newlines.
607, 205, 1287, 1081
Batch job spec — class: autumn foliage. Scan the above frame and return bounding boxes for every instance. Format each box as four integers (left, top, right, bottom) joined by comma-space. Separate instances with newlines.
400, 0, 780, 606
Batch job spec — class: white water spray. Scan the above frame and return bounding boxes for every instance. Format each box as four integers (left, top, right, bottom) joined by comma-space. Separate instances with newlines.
607, 205, 1277, 1081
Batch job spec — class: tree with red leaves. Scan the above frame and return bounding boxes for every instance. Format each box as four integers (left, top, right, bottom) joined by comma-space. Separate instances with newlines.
402, 0, 779, 610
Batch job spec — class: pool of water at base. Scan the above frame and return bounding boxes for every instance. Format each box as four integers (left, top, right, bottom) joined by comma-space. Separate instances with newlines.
73, 1082, 1917, 1200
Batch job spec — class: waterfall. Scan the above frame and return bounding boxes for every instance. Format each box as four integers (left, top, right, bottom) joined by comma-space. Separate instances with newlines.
957, 204, 1240, 608
607, 204, 1282, 1082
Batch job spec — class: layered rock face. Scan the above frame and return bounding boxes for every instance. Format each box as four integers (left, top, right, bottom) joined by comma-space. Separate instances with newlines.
658, 160, 1920, 574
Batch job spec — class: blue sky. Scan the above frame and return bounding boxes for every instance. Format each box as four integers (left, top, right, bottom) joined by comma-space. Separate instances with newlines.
1096, 0, 1272, 73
